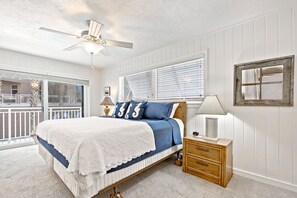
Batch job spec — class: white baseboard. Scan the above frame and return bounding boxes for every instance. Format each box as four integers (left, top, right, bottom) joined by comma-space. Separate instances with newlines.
234, 168, 297, 193
0, 138, 35, 150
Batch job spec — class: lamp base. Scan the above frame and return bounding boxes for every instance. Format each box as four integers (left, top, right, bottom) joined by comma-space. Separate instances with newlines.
204, 117, 219, 141
104, 106, 110, 116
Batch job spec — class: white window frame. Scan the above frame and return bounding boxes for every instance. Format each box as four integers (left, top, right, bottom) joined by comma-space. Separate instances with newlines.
119, 50, 208, 101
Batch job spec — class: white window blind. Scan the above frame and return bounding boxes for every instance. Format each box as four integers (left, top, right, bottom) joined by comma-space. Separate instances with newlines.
124, 71, 153, 100
157, 59, 204, 99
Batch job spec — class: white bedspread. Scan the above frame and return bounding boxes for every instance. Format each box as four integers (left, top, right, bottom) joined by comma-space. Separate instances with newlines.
35, 117, 156, 178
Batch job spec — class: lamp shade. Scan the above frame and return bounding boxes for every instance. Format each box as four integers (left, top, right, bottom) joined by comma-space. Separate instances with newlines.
197, 95, 226, 115
100, 96, 114, 106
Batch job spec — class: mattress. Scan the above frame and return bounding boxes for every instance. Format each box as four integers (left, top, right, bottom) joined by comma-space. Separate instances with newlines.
37, 118, 183, 173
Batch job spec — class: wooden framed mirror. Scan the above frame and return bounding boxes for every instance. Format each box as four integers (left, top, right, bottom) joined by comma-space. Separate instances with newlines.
234, 55, 294, 106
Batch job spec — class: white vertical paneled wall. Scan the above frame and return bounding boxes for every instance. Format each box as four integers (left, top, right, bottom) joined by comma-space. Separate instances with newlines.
0, 48, 101, 116
99, 6, 297, 191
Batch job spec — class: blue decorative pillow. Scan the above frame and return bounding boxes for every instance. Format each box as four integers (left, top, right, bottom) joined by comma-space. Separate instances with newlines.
124, 100, 147, 120
143, 102, 174, 120
112, 102, 130, 118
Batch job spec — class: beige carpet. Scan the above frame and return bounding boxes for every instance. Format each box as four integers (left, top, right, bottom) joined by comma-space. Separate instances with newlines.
0, 145, 297, 198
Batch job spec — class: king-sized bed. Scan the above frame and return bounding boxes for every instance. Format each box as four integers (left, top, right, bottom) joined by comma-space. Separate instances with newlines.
35, 101, 186, 198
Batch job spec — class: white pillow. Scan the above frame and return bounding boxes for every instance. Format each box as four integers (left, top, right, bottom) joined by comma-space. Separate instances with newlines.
170, 103, 179, 118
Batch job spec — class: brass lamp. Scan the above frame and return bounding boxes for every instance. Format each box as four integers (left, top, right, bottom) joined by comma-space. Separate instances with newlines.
100, 96, 114, 116
197, 95, 227, 141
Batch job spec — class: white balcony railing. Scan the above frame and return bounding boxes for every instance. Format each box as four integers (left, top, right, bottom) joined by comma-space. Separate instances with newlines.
0, 107, 82, 141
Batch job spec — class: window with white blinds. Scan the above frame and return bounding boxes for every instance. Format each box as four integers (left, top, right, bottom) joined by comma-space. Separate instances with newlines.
124, 71, 153, 100
121, 57, 204, 101
157, 59, 204, 99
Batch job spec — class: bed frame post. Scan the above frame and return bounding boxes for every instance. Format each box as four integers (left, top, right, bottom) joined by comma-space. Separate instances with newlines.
109, 187, 123, 198
175, 151, 183, 166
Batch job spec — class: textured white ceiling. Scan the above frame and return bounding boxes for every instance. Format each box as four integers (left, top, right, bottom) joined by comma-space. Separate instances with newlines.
0, 0, 294, 68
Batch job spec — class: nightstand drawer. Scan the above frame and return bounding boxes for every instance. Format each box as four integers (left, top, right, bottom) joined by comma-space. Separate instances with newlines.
186, 169, 221, 185
187, 142, 221, 163
186, 156, 221, 178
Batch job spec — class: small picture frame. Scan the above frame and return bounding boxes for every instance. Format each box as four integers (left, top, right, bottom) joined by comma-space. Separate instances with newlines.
104, 86, 110, 96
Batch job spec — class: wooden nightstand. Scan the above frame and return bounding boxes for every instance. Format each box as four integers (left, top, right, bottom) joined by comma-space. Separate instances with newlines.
183, 136, 233, 187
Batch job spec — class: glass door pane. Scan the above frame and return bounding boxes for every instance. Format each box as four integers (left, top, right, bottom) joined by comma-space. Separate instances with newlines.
0, 78, 42, 141
48, 81, 83, 120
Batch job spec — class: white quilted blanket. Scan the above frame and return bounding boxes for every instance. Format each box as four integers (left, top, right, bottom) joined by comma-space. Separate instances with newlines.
35, 117, 156, 177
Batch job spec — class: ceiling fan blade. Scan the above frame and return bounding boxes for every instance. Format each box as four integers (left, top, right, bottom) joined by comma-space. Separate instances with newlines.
39, 27, 80, 38
104, 39, 133, 48
63, 43, 82, 51
88, 20, 103, 38
100, 46, 111, 56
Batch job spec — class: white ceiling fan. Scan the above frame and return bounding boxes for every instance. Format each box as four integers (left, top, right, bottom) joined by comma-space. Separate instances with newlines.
39, 20, 133, 57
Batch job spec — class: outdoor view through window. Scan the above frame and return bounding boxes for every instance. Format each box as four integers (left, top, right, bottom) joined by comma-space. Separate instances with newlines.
0, 78, 83, 141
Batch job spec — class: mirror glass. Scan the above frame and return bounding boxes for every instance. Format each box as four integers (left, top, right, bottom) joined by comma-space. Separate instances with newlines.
261, 65, 283, 100
241, 85, 260, 100
241, 65, 284, 100
242, 68, 260, 84
241, 68, 260, 100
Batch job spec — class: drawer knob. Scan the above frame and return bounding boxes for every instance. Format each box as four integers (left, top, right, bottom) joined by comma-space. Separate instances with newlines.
196, 147, 209, 152
196, 161, 209, 167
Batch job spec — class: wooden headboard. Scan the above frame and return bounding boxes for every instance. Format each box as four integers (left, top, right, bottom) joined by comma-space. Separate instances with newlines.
173, 101, 187, 137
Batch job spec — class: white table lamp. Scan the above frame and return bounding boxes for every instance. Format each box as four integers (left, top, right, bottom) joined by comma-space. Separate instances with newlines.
197, 95, 227, 141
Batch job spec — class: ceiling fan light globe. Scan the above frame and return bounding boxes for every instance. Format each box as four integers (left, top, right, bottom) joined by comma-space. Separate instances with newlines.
83, 42, 102, 54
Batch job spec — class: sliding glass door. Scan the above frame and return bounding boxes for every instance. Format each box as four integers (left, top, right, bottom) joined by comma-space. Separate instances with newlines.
0, 70, 88, 142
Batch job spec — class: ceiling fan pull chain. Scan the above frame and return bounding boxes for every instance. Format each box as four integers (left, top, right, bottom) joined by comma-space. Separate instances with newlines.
91, 52, 94, 71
